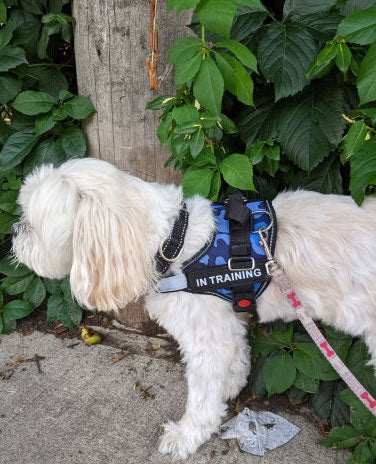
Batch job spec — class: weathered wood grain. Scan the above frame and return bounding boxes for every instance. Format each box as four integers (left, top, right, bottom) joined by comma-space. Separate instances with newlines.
73, 0, 191, 326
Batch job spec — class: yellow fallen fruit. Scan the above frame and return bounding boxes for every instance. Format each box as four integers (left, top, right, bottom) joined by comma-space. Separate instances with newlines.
81, 327, 102, 346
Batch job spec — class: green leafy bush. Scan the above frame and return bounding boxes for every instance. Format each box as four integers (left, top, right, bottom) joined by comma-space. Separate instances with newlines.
0, 0, 95, 332
148, 0, 376, 206
148, 1, 376, 461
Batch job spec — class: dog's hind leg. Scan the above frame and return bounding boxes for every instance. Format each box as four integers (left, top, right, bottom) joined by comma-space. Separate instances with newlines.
363, 328, 376, 373
146, 292, 247, 460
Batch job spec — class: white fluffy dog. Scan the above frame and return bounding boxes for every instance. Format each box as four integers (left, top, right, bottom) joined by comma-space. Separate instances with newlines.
12, 157, 376, 459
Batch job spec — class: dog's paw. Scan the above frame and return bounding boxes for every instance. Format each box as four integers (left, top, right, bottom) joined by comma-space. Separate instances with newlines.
158, 421, 196, 460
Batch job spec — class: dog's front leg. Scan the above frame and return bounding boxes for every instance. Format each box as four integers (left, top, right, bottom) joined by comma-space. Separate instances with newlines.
158, 344, 229, 459
146, 292, 248, 460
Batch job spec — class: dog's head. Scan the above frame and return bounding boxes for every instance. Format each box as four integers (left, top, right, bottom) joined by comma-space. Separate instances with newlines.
12, 158, 155, 312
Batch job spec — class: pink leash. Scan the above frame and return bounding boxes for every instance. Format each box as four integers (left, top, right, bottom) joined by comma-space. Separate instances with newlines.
258, 230, 376, 417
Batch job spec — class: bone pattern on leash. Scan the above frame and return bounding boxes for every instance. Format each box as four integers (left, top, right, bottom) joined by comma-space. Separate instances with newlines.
272, 268, 376, 416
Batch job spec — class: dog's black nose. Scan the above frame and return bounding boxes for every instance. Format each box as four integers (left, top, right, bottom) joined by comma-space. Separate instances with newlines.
11, 222, 21, 237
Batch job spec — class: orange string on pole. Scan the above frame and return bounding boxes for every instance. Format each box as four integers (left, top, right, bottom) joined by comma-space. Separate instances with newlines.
146, 0, 159, 90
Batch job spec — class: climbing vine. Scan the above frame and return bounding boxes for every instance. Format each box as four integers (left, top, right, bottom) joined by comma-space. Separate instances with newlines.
146, 1, 376, 462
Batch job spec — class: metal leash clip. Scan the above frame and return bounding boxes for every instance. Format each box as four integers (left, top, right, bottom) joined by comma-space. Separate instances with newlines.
258, 227, 280, 276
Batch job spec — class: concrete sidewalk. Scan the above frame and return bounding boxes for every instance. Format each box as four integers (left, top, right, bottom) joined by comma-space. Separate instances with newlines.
0, 325, 348, 464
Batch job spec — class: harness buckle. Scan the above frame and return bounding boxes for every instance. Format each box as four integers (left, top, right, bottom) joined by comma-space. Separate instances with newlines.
228, 257, 255, 271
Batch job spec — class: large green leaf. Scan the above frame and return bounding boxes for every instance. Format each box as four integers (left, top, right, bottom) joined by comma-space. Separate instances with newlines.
312, 380, 350, 426
60, 278, 82, 329
340, 0, 376, 16
230, 6, 267, 42
293, 11, 342, 41
352, 442, 373, 463
294, 372, 319, 393
293, 342, 339, 381
46, 293, 64, 323
214, 51, 254, 106
346, 340, 376, 398
258, 22, 318, 101
0, 118, 13, 145
193, 56, 224, 115
0, 74, 21, 105
335, 43, 352, 72
34, 112, 57, 136
60, 95, 96, 120
21, 0, 45, 15
219, 153, 254, 190
157, 112, 173, 144
251, 324, 293, 356
189, 128, 205, 158
0, 255, 31, 277
174, 52, 202, 86
23, 139, 65, 174
306, 41, 339, 80
172, 105, 199, 124
291, 154, 343, 194
265, 351, 296, 396
26, 66, 68, 100
2, 299, 33, 320
214, 39, 257, 72
0, 1, 5, 24
167, 37, 202, 66
13, 19, 40, 46
0, 211, 18, 234
357, 42, 376, 105
339, 0, 376, 16
181, 166, 213, 197
60, 127, 87, 158
341, 388, 376, 437
0, 131, 38, 172
283, 0, 337, 17
10, 111, 36, 133
0, 45, 27, 72
1, 274, 35, 295
196, 0, 237, 38
1, 316, 16, 334
350, 137, 376, 204
12, 90, 56, 115
337, 5, 376, 44
0, 21, 13, 50
320, 425, 360, 449
208, 170, 221, 201
190, 146, 217, 167
166, 0, 200, 15
342, 120, 368, 162
145, 95, 172, 111
23, 277, 46, 307
0, 190, 18, 214
237, 87, 281, 146
277, 80, 345, 170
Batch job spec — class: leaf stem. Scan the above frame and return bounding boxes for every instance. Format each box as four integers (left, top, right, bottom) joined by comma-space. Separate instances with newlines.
268, 11, 277, 22
201, 26, 205, 44
29, 63, 75, 68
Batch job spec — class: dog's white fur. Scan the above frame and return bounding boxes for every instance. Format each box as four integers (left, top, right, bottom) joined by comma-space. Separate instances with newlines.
12, 157, 376, 459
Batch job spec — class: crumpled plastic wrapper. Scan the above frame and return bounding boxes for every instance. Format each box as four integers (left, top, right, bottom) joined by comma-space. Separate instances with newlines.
219, 407, 300, 456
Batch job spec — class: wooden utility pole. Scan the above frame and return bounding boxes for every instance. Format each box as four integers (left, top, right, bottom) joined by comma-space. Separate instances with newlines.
73, 1, 190, 326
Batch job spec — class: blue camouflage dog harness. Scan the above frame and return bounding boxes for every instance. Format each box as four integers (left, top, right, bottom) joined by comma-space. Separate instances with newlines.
156, 194, 277, 312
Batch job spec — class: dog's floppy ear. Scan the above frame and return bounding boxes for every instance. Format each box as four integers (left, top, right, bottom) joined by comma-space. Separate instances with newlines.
69, 181, 154, 312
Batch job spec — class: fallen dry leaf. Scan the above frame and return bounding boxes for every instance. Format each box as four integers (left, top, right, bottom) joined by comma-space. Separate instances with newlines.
110, 352, 129, 364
